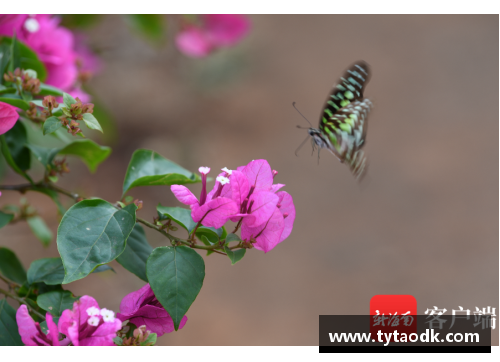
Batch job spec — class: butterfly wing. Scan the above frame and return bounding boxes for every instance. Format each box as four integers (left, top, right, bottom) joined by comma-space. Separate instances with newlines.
320, 61, 371, 120
320, 86, 372, 180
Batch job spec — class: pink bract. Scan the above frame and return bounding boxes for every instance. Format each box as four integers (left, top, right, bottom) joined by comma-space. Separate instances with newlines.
0, 102, 19, 135
58, 295, 121, 346
16, 305, 63, 346
117, 283, 187, 336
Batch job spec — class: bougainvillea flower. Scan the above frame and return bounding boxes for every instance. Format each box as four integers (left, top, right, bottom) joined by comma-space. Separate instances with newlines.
16, 305, 66, 346
175, 14, 250, 58
0, 15, 99, 94
171, 167, 238, 228
0, 101, 19, 135
117, 284, 187, 336
58, 295, 121, 346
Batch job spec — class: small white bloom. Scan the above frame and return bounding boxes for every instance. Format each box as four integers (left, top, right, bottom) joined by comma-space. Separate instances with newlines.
24, 18, 39, 33
100, 308, 115, 322
87, 316, 100, 326
216, 176, 230, 185
86, 306, 100, 316
221, 167, 232, 175
198, 166, 210, 175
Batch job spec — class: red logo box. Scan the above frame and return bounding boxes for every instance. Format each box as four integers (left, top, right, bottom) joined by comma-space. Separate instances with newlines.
370, 295, 417, 341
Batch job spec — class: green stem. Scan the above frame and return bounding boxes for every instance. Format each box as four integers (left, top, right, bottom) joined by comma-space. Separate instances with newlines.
0, 287, 45, 320
0, 274, 19, 287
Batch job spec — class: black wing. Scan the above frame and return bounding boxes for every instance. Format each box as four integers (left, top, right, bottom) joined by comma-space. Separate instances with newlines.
319, 61, 371, 123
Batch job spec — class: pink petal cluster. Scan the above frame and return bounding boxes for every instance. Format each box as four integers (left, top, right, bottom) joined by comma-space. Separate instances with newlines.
0, 101, 19, 135
175, 14, 250, 58
16, 296, 121, 346
171, 160, 295, 253
117, 283, 187, 336
0, 14, 100, 100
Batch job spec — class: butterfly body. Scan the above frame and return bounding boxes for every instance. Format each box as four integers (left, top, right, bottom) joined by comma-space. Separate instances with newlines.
307, 61, 372, 180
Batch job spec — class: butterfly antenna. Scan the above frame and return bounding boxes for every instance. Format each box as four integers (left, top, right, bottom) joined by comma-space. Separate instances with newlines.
295, 134, 311, 157
317, 147, 321, 165
292, 102, 313, 127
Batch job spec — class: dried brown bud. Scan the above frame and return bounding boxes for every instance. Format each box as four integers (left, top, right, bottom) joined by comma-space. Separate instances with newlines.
42, 96, 59, 110
133, 199, 143, 210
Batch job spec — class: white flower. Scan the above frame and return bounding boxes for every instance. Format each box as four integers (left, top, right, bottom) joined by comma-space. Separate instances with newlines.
86, 306, 100, 316
24, 18, 39, 33
221, 167, 232, 175
100, 308, 115, 323
216, 176, 230, 185
198, 166, 210, 175
87, 316, 100, 326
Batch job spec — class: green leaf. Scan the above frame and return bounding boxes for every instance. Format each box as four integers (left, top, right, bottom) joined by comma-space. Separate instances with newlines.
0, 211, 14, 229
2, 121, 30, 172
140, 332, 157, 346
42, 116, 62, 135
116, 224, 153, 282
27, 216, 53, 247
62, 92, 76, 107
57, 139, 111, 173
122, 149, 201, 196
127, 14, 166, 43
57, 200, 137, 284
224, 245, 246, 265
82, 113, 103, 133
38, 83, 64, 96
225, 233, 241, 243
27, 257, 113, 285
156, 205, 196, 234
0, 86, 16, 95
196, 226, 225, 243
9, 34, 20, 72
0, 37, 47, 82
0, 134, 33, 183
0, 247, 27, 285
27, 258, 65, 285
0, 299, 23, 346
0, 96, 30, 110
113, 336, 123, 346
37, 290, 78, 317
0, 44, 11, 84
147, 246, 205, 331
26, 144, 59, 167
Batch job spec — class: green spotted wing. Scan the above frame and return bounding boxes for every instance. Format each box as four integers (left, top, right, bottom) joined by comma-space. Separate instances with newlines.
319, 61, 372, 180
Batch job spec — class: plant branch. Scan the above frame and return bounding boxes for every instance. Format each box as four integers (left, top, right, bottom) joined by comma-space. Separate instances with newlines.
0, 274, 19, 288
0, 287, 45, 320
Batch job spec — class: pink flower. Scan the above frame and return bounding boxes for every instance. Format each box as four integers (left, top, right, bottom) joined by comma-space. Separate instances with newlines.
212, 160, 296, 253
16, 305, 68, 346
175, 14, 251, 58
0, 101, 19, 135
58, 296, 121, 346
0, 15, 99, 93
171, 166, 238, 228
117, 284, 187, 336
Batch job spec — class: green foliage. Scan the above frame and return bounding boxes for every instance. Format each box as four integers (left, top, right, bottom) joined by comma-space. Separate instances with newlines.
147, 246, 205, 331
126, 15, 167, 43
116, 224, 153, 282
0, 211, 14, 229
122, 149, 201, 196
0, 247, 27, 285
57, 139, 111, 173
63, 92, 77, 107
0, 299, 23, 346
157, 205, 196, 233
42, 116, 63, 135
0, 96, 30, 110
0, 86, 16, 95
37, 290, 78, 317
27, 258, 65, 285
0, 37, 47, 82
57, 200, 137, 284
141, 332, 157, 346
38, 83, 64, 96
27, 216, 53, 247
224, 246, 246, 265
0, 122, 33, 183
82, 113, 103, 133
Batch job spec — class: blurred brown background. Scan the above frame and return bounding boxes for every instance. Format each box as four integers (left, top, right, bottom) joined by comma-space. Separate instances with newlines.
1, 15, 498, 345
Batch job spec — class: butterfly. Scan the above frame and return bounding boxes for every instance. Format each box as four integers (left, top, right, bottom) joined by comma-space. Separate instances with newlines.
296, 61, 372, 181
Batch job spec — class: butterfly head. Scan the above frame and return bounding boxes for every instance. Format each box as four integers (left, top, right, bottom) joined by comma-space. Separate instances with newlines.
308, 128, 328, 148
